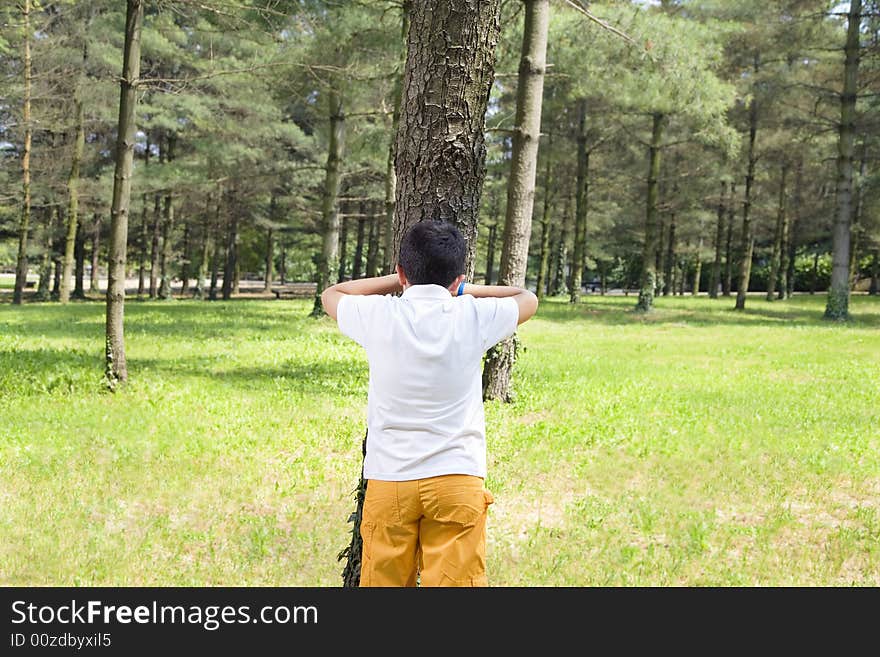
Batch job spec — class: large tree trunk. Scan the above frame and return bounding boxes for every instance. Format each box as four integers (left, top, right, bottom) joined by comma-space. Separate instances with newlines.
383, 3, 410, 275
535, 132, 553, 300
390, 0, 502, 277
105, 0, 143, 388
483, 0, 548, 402
353, 215, 366, 280
149, 194, 161, 298
73, 220, 86, 299
13, 0, 33, 305
340, 0, 502, 589
825, 0, 861, 319
35, 206, 55, 301
849, 140, 867, 291
569, 99, 589, 304
158, 133, 176, 300
60, 94, 85, 304
311, 89, 345, 316
766, 164, 788, 301
636, 113, 666, 312
710, 180, 726, 299
723, 182, 735, 296
90, 214, 101, 294
735, 55, 760, 311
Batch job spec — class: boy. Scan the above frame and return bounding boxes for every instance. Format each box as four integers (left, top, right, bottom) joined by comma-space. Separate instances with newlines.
321, 221, 538, 586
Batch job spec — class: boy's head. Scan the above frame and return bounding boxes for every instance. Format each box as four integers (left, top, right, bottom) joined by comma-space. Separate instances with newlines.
398, 221, 466, 288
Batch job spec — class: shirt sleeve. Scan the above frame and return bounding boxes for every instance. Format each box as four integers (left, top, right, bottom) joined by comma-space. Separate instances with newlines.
337, 294, 383, 349
474, 296, 520, 352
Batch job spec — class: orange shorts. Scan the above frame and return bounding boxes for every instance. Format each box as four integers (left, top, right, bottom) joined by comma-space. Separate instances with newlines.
359, 474, 494, 587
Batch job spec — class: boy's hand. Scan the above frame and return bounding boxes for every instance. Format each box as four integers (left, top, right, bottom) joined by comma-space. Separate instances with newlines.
462, 283, 538, 325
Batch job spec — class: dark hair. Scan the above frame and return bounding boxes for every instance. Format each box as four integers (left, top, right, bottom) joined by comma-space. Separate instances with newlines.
398, 221, 466, 287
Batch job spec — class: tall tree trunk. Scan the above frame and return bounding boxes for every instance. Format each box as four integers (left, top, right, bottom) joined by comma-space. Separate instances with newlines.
90, 214, 101, 294
137, 140, 150, 297
767, 164, 788, 301
35, 206, 55, 301
390, 0, 502, 278
710, 180, 726, 299
547, 222, 560, 295
264, 227, 274, 293
222, 193, 238, 301
692, 237, 703, 295
569, 98, 589, 304
180, 223, 191, 295
105, 0, 143, 388
535, 132, 553, 300
663, 208, 676, 296
73, 220, 86, 299
483, 0, 548, 404
279, 235, 287, 285
723, 182, 736, 296
158, 133, 176, 300
636, 113, 666, 312
338, 213, 349, 281
209, 190, 222, 301
785, 164, 802, 299
195, 193, 213, 300
352, 216, 366, 280
366, 211, 380, 278
60, 94, 85, 304
735, 55, 760, 311
13, 0, 33, 305
825, 0, 861, 319
340, 0, 503, 589
869, 248, 878, 295
383, 2, 410, 275
311, 89, 345, 316
849, 140, 867, 291
149, 194, 161, 298
485, 223, 497, 285
810, 251, 820, 295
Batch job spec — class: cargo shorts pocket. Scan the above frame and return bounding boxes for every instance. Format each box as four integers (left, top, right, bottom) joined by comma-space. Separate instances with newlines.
434, 487, 493, 527
358, 520, 375, 587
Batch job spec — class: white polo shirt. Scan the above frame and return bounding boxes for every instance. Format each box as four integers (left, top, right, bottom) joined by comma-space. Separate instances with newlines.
336, 284, 519, 481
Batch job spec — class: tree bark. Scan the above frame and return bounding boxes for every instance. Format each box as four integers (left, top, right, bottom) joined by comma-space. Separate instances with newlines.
149, 194, 161, 298
90, 214, 101, 294
105, 0, 143, 388
663, 207, 676, 296
710, 180, 726, 298
636, 113, 666, 312
390, 0, 502, 278
825, 0, 861, 319
13, 0, 33, 305
484, 0, 550, 403
60, 94, 85, 304
222, 192, 238, 301
723, 182, 735, 296
570, 98, 588, 304
353, 216, 366, 280
209, 190, 222, 301
735, 55, 760, 311
692, 237, 703, 295
338, 213, 349, 282
311, 89, 345, 316
35, 206, 55, 301
767, 164, 788, 301
195, 193, 213, 300
785, 163, 801, 299
73, 220, 86, 299
849, 140, 867, 291
383, 2, 410, 275
158, 133, 176, 300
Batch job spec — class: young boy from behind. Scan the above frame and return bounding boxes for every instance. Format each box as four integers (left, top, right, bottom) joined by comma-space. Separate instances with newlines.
321, 221, 538, 586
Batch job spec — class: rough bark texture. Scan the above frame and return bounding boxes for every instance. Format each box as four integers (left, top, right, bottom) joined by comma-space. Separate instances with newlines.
825, 0, 861, 319
60, 95, 85, 304
390, 0, 502, 279
311, 89, 344, 316
735, 56, 759, 311
710, 180, 726, 298
766, 165, 788, 301
105, 0, 143, 389
482, 0, 548, 403
723, 182, 735, 296
636, 113, 665, 312
13, 0, 32, 305
569, 99, 588, 304
383, 3, 410, 275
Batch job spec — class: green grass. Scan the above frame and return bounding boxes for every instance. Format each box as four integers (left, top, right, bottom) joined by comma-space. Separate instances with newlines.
1, 293, 879, 586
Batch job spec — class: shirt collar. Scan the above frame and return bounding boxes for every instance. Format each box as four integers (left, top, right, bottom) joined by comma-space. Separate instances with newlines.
401, 284, 453, 300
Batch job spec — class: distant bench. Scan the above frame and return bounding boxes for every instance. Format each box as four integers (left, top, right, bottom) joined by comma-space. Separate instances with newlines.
271, 282, 317, 299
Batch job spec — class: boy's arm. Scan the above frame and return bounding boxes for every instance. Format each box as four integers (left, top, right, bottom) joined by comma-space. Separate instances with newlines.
463, 283, 538, 325
321, 273, 402, 321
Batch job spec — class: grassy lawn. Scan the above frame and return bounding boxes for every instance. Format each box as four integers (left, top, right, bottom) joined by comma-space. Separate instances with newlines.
1, 293, 878, 586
